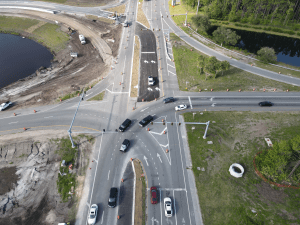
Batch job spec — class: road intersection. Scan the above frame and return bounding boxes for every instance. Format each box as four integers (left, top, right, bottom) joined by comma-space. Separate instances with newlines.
1, 0, 300, 225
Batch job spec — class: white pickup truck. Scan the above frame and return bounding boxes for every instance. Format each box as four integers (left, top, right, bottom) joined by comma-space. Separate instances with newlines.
0, 101, 12, 111
79, 34, 86, 44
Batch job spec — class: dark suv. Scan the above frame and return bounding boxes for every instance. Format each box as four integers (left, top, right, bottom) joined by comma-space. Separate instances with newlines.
139, 115, 153, 127
120, 139, 130, 152
163, 97, 175, 104
119, 119, 131, 132
108, 187, 118, 208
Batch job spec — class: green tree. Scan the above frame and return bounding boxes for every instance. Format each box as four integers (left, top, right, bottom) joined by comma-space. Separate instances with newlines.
191, 15, 211, 33
219, 60, 230, 76
204, 56, 219, 79
197, 55, 206, 74
257, 47, 277, 63
212, 26, 241, 46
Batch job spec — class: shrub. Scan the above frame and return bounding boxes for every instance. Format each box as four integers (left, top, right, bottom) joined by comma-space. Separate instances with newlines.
257, 47, 277, 64
285, 30, 295, 35
297, 32, 300, 36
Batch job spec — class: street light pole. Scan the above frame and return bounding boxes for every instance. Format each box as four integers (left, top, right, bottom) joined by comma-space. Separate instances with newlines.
203, 121, 210, 139
196, 0, 200, 15
68, 90, 85, 148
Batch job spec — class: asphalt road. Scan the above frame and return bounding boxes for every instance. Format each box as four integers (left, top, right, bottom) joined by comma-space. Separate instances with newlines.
135, 23, 159, 102
1, 1, 300, 225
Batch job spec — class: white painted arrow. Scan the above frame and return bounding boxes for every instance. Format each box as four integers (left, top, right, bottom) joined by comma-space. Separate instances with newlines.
151, 217, 159, 224
144, 155, 149, 166
144, 60, 149, 63
151, 60, 156, 63
148, 87, 153, 91
157, 153, 162, 163
210, 97, 214, 101
155, 87, 160, 91
211, 103, 216, 107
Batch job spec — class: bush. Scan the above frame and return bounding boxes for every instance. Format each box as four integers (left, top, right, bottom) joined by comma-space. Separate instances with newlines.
297, 32, 300, 36
285, 30, 295, 35
272, 27, 283, 33
257, 47, 277, 64
251, 18, 261, 25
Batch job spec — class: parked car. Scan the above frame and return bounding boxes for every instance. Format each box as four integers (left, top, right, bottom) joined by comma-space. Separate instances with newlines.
123, 20, 128, 27
175, 104, 187, 111
88, 204, 98, 225
164, 197, 173, 217
108, 187, 118, 208
119, 119, 131, 132
258, 101, 272, 107
0, 101, 12, 111
139, 115, 153, 127
163, 97, 175, 104
148, 76, 155, 86
120, 139, 130, 152
150, 187, 157, 204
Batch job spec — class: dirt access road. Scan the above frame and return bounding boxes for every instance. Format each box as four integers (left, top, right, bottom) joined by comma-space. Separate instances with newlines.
0, 9, 122, 110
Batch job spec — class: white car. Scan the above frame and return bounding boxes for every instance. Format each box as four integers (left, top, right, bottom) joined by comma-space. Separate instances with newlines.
164, 197, 173, 217
175, 104, 187, 111
88, 204, 98, 225
0, 101, 12, 111
148, 76, 154, 86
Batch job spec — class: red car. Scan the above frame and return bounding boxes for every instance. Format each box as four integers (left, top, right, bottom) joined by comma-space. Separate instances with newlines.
150, 186, 157, 204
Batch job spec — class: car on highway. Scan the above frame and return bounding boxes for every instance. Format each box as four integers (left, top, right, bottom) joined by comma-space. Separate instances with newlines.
139, 115, 153, 127
258, 101, 273, 107
164, 197, 173, 217
108, 187, 118, 208
119, 119, 131, 132
163, 97, 175, 104
175, 104, 187, 111
120, 139, 130, 152
0, 101, 12, 111
148, 76, 155, 86
150, 186, 157, 204
88, 204, 98, 225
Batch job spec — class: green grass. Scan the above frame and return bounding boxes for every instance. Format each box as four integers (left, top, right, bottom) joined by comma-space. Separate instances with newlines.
184, 111, 300, 225
141, 175, 146, 225
87, 91, 105, 101
171, 33, 300, 92
0, 16, 39, 30
168, 0, 198, 15
33, 23, 69, 52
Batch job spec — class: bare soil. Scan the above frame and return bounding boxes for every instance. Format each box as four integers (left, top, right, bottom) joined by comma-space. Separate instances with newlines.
0, 130, 94, 225
0, 11, 122, 110
133, 160, 143, 225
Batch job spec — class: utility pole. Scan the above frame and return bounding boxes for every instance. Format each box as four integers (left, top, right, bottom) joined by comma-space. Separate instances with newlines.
68, 90, 85, 148
185, 11, 188, 26
196, 0, 200, 15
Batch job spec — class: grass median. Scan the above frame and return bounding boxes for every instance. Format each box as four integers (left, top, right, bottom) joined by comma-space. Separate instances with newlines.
87, 91, 105, 101
183, 111, 300, 224
171, 33, 300, 92
134, 159, 146, 225
137, 0, 150, 28
131, 36, 140, 97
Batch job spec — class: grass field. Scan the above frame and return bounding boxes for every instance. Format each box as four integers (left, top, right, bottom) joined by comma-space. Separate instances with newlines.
171, 33, 300, 92
87, 91, 105, 101
131, 36, 140, 97
0, 16, 39, 30
33, 23, 69, 52
184, 111, 300, 224
134, 159, 146, 225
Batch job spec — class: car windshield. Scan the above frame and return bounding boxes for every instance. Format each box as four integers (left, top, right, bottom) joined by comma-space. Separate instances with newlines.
152, 198, 157, 201
109, 198, 115, 202
90, 214, 95, 219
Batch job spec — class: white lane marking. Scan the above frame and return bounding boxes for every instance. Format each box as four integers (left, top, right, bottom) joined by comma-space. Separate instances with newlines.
160, 189, 163, 225
175, 113, 192, 225
167, 64, 175, 68
168, 70, 176, 75
71, 101, 108, 107
86, 134, 104, 225
8, 121, 18, 124
107, 170, 110, 180
157, 153, 162, 163
141, 52, 156, 53
144, 155, 149, 166
188, 96, 193, 109
44, 116, 53, 119
141, 107, 149, 112
211, 103, 216, 107
101, 210, 104, 224
85, 92, 93, 97
174, 190, 178, 225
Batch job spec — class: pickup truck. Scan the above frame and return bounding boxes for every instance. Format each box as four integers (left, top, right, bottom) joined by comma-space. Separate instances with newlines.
79, 34, 86, 44
0, 101, 12, 111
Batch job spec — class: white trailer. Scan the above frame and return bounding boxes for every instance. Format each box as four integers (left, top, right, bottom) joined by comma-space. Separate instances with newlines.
79, 34, 86, 44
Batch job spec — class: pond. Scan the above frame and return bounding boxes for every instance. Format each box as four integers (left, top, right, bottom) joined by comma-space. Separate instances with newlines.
208, 26, 300, 67
0, 33, 53, 90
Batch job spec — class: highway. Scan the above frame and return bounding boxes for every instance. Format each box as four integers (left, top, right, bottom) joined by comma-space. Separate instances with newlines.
1, 0, 300, 225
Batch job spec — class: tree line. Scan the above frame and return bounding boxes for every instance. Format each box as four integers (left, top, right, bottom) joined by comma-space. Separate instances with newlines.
185, 0, 300, 27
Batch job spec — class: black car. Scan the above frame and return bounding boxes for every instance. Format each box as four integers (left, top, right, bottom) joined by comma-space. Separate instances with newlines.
120, 139, 130, 152
139, 115, 153, 127
163, 97, 175, 104
108, 187, 118, 208
258, 101, 272, 107
119, 119, 131, 132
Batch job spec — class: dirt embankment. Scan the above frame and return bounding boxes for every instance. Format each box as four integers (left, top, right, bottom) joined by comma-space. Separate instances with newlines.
0, 11, 122, 110
0, 130, 94, 225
